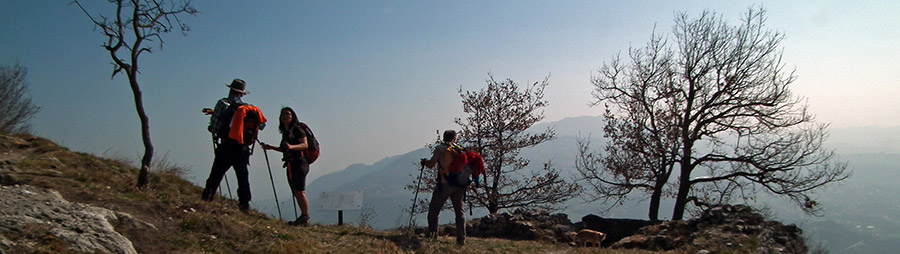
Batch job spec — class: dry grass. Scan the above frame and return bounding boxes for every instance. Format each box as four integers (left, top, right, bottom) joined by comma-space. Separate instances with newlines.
0, 133, 672, 254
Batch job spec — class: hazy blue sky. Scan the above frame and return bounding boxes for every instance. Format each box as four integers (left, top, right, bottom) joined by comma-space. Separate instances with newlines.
2, 1, 898, 204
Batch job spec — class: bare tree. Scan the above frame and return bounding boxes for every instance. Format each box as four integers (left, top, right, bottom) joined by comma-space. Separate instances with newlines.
0, 63, 41, 134
583, 7, 848, 220
457, 75, 580, 214
576, 30, 681, 222
74, 0, 197, 188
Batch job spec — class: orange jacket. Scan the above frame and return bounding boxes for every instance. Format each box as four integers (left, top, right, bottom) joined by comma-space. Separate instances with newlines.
228, 105, 267, 145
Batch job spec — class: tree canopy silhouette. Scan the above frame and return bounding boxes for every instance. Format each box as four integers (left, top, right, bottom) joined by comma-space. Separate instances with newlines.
578, 7, 848, 220
405, 75, 580, 216
457, 75, 580, 214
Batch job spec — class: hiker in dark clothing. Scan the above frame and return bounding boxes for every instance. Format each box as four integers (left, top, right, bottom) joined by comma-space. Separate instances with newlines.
261, 107, 311, 226
201, 79, 259, 212
420, 130, 467, 245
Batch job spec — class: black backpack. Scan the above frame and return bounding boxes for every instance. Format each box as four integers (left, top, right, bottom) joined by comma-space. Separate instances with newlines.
214, 98, 244, 140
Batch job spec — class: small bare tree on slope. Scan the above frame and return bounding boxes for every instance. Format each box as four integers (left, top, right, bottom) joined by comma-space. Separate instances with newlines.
74, 0, 197, 188
0, 63, 40, 134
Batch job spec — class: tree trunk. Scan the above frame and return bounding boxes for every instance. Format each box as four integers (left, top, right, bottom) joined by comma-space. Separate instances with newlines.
672, 136, 694, 220
648, 173, 667, 222
648, 189, 661, 222
486, 154, 502, 214
673, 84, 696, 221
671, 171, 691, 220
488, 173, 500, 214
672, 145, 695, 220
128, 73, 154, 188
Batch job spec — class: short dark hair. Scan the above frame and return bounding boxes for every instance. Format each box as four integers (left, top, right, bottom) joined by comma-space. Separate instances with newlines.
442, 130, 457, 143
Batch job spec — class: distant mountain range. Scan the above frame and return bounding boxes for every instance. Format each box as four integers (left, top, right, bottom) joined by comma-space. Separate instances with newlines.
302, 115, 607, 228
277, 115, 900, 254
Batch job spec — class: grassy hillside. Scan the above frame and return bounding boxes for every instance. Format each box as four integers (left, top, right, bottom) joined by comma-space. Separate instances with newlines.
0, 132, 667, 254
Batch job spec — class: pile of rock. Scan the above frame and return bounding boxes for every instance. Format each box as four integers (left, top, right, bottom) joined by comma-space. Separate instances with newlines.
432, 209, 576, 243
426, 204, 807, 253
575, 215, 656, 247
612, 205, 807, 253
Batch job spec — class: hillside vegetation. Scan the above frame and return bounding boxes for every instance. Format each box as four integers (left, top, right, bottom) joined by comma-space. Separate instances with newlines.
0, 132, 666, 254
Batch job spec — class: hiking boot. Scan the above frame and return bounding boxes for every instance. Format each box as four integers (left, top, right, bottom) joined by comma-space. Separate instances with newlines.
201, 189, 215, 201
238, 203, 250, 213
290, 215, 310, 226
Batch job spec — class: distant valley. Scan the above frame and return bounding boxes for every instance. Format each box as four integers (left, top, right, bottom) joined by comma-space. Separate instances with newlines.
260, 116, 900, 254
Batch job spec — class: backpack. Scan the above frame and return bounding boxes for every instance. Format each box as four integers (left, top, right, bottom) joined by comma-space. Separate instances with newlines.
227, 104, 266, 145
240, 107, 261, 145
214, 98, 243, 139
299, 122, 320, 164
439, 144, 465, 176
439, 145, 486, 187
447, 165, 473, 187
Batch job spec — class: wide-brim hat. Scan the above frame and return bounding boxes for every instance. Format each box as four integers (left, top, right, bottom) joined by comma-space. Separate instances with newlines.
226, 78, 249, 95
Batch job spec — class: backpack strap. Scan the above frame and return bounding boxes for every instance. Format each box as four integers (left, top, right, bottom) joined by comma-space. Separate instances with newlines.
298, 122, 318, 151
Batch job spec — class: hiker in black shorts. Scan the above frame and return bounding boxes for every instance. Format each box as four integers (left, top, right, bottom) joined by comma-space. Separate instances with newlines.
262, 107, 311, 226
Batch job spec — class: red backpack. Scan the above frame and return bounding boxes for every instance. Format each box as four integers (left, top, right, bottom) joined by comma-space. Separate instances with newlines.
442, 145, 486, 187
299, 122, 320, 164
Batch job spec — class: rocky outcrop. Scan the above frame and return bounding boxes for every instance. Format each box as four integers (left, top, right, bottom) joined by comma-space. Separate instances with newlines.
0, 184, 151, 254
426, 205, 806, 253
469, 209, 576, 243
612, 205, 807, 254
461, 209, 657, 246
427, 209, 576, 243
575, 215, 656, 246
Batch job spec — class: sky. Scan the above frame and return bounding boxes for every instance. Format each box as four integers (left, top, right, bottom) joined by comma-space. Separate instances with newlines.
2, 1, 899, 204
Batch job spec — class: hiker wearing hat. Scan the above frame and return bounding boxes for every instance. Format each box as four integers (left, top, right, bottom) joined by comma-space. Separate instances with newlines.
201, 78, 259, 212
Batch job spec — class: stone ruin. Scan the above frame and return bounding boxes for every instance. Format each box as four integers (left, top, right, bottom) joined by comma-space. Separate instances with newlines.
613, 205, 807, 253
426, 205, 807, 253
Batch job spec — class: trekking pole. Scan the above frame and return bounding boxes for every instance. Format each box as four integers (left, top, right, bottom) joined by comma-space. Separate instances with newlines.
212, 134, 234, 199
212, 135, 221, 196
223, 174, 234, 199
408, 162, 426, 229
259, 140, 283, 221
467, 194, 473, 216
292, 192, 298, 219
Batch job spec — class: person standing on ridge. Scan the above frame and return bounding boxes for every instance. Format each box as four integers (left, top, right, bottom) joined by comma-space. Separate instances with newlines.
262, 107, 313, 226
201, 79, 265, 213
420, 130, 467, 245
